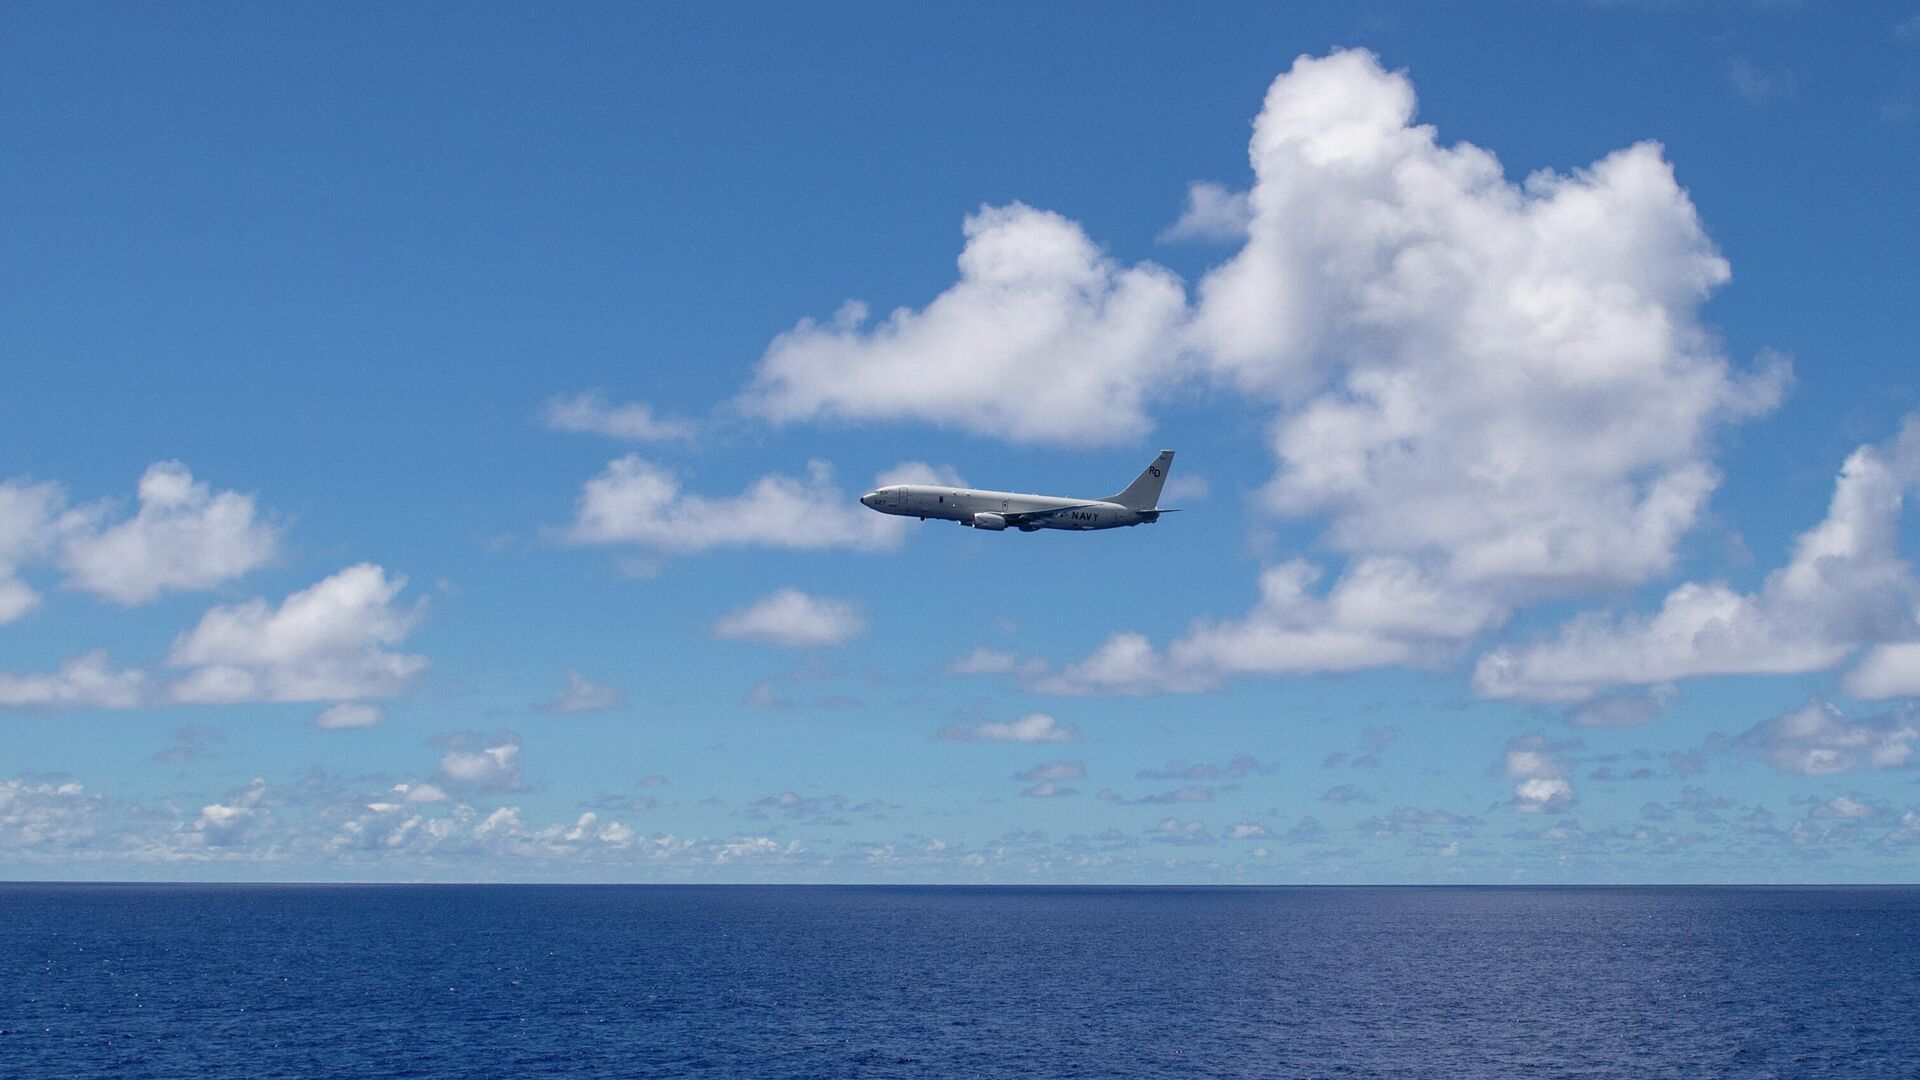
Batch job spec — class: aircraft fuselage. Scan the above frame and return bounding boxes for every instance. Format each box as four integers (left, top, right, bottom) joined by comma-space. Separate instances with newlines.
859, 485, 1155, 532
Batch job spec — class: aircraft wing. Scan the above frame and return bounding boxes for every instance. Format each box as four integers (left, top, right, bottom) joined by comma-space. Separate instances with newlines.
1000, 503, 1103, 525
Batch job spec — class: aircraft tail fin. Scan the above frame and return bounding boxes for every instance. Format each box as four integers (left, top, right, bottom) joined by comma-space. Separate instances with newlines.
1106, 450, 1174, 511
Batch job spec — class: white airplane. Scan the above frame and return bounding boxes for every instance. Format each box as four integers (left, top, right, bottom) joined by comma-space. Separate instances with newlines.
860, 450, 1177, 532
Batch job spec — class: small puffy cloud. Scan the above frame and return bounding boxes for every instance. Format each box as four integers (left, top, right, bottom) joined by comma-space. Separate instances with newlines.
1038, 558, 1502, 695
0, 651, 146, 710
745, 791, 889, 826
195, 779, 267, 847
1160, 181, 1252, 243
1225, 821, 1272, 840
946, 647, 1042, 677
1504, 735, 1575, 814
541, 391, 697, 442
561, 457, 916, 555
314, 703, 384, 730
166, 564, 428, 704
740, 202, 1188, 446
390, 782, 448, 805
712, 589, 866, 648
1813, 794, 1884, 820
1736, 700, 1917, 776
537, 671, 625, 714
1149, 818, 1215, 846
935, 712, 1079, 743
1477, 419, 1920, 702
1029, 632, 1215, 697
437, 735, 523, 792
60, 462, 279, 605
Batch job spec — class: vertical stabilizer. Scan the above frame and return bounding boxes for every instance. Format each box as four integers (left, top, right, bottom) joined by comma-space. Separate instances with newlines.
1107, 450, 1175, 510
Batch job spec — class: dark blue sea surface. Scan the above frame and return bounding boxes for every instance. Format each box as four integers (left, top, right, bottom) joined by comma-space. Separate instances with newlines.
3, 884, 1917, 1078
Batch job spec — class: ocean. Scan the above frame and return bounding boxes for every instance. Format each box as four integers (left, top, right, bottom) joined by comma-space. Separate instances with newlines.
3, 884, 1916, 1078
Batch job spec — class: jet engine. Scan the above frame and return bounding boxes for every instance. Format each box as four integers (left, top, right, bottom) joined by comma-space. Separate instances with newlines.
970, 512, 1008, 531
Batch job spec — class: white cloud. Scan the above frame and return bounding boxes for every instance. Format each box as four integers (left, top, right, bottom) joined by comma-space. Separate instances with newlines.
60, 462, 279, 605
0, 651, 146, 710
195, 779, 267, 847
948, 645, 1052, 672
712, 589, 866, 648
314, 703, 384, 730
541, 391, 697, 442
330, 798, 655, 859
1160, 181, 1252, 243
0, 478, 71, 624
384, 782, 448, 806
1027, 49, 1785, 693
438, 736, 523, 792
1149, 818, 1214, 846
1206, 50, 1782, 593
739, 202, 1188, 445
562, 456, 922, 555
1505, 735, 1574, 814
166, 564, 428, 704
1036, 558, 1503, 695
1844, 642, 1920, 699
935, 712, 1079, 743
1814, 794, 1882, 820
0, 777, 101, 848
1736, 700, 1918, 776
1476, 419, 1920, 701
538, 670, 625, 714
1030, 632, 1214, 697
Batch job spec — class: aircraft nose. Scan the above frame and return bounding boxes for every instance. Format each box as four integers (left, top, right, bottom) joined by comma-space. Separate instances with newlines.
860, 491, 877, 508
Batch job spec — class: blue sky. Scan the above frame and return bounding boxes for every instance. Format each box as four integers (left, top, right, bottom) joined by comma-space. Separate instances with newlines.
4, 2, 1920, 882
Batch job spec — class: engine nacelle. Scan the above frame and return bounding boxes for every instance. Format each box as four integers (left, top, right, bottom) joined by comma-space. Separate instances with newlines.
970, 512, 1008, 531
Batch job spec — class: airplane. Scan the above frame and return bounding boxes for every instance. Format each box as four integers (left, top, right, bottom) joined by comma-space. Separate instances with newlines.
859, 450, 1178, 532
